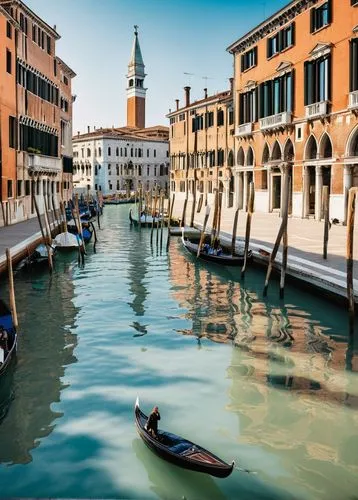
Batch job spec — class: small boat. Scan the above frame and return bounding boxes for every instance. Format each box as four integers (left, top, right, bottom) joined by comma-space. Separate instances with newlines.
129, 209, 164, 227
0, 300, 17, 377
24, 243, 55, 267
67, 220, 94, 244
134, 398, 234, 478
181, 231, 251, 267
53, 231, 82, 251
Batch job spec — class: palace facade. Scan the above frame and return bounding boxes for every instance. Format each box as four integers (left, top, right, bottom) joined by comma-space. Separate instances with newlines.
0, 0, 75, 226
169, 0, 358, 224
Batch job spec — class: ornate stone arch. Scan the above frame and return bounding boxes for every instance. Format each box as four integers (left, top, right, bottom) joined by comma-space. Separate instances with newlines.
319, 132, 333, 159
283, 138, 295, 161
271, 140, 282, 161
346, 125, 358, 157
227, 149, 234, 167
262, 143, 270, 164
237, 147, 245, 166
246, 146, 254, 166
304, 134, 318, 160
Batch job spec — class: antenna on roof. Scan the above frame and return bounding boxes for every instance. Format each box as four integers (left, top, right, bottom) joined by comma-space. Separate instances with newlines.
184, 72, 195, 85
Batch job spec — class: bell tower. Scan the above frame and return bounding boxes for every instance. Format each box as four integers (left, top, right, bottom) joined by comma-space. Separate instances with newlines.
126, 25, 146, 129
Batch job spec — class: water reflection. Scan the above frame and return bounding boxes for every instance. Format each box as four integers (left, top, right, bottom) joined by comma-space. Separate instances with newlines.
0, 259, 78, 464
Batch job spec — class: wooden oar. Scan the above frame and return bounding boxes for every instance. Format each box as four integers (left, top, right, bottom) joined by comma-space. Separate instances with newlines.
197, 204, 211, 257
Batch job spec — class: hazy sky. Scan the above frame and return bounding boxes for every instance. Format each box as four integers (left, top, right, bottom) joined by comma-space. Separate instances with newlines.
25, 0, 288, 133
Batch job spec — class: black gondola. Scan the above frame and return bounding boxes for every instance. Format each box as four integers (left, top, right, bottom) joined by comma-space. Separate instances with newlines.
0, 300, 17, 377
134, 398, 234, 478
181, 232, 251, 267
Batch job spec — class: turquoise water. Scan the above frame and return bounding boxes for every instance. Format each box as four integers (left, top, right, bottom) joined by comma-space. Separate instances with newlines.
0, 205, 357, 499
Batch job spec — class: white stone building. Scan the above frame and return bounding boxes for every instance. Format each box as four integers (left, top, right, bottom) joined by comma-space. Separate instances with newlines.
73, 27, 169, 196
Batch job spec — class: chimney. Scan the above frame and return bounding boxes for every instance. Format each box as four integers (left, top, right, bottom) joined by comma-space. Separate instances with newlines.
175, 99, 179, 111
204, 88, 208, 99
53, 24, 57, 31
184, 86, 191, 107
229, 77, 234, 95
77, 131, 80, 137
87, 126, 90, 133
94, 126, 96, 131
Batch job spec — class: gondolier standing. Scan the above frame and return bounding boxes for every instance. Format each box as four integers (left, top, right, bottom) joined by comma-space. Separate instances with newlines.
145, 406, 161, 438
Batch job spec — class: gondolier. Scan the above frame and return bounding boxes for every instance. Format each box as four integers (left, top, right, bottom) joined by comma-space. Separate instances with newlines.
145, 406, 161, 438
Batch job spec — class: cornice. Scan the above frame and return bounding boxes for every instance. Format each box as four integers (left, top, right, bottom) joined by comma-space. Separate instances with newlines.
226, 0, 317, 55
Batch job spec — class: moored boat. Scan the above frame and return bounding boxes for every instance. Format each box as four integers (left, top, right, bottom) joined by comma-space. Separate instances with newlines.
53, 231, 81, 251
0, 300, 17, 377
24, 243, 55, 267
134, 398, 234, 478
181, 231, 251, 267
129, 209, 164, 227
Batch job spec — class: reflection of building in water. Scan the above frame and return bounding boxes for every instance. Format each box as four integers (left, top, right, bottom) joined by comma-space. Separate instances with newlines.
0, 264, 78, 464
169, 240, 356, 404
127, 233, 150, 317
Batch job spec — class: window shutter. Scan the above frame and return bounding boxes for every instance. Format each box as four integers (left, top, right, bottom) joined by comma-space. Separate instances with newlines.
267, 38, 271, 59
304, 62, 308, 106
327, 0, 332, 24
241, 55, 244, 72
278, 30, 283, 53
259, 84, 264, 119
310, 8, 315, 33
254, 46, 258, 66
350, 40, 353, 93
291, 69, 295, 114
254, 88, 258, 122
327, 55, 332, 101
291, 22, 296, 46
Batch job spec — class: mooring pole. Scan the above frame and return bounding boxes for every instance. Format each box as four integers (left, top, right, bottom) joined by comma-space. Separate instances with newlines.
166, 193, 175, 250
6, 248, 18, 328
231, 208, 240, 257
33, 194, 53, 272
347, 187, 357, 336
241, 182, 255, 278
190, 182, 196, 227
322, 185, 330, 260
279, 175, 290, 299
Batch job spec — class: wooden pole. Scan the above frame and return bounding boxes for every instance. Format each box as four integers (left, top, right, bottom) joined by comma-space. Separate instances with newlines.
150, 187, 158, 244
75, 194, 85, 254
6, 248, 18, 329
216, 191, 223, 239
60, 201, 68, 233
197, 193, 203, 213
43, 196, 53, 244
181, 197, 188, 228
263, 173, 290, 296
156, 192, 162, 246
51, 194, 60, 232
197, 204, 211, 257
210, 189, 219, 244
241, 182, 255, 278
166, 193, 175, 250
160, 193, 165, 248
231, 208, 240, 256
190, 183, 196, 227
347, 187, 357, 336
138, 187, 142, 229
322, 185, 329, 259
279, 176, 291, 299
33, 194, 53, 272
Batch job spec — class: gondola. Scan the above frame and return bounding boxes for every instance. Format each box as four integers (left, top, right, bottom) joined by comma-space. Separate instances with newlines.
129, 209, 164, 227
0, 300, 17, 377
181, 231, 251, 267
134, 398, 234, 478
23, 243, 56, 267
67, 220, 94, 244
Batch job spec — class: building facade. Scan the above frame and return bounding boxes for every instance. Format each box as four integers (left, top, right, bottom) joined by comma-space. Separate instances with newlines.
168, 84, 235, 208
228, 0, 358, 222
0, 0, 75, 226
73, 27, 169, 196
72, 126, 169, 195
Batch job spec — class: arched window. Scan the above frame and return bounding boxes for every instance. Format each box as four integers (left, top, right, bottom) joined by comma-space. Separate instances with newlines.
227, 150, 234, 167
129, 79, 134, 87
98, 147, 102, 157
348, 127, 358, 157
87, 148, 91, 157
284, 139, 294, 161
320, 133, 333, 159
237, 147, 244, 166
130, 148, 133, 156
262, 143, 270, 164
271, 141, 282, 161
116, 147, 119, 156
246, 146, 254, 166
108, 146, 111, 156
305, 135, 318, 160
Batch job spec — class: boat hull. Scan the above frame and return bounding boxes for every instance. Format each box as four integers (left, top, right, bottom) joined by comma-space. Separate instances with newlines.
182, 237, 251, 267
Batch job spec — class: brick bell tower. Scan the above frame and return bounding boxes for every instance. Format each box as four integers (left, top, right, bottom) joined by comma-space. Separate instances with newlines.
126, 25, 146, 129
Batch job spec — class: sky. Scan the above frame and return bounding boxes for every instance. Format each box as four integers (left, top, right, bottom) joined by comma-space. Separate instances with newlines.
25, 0, 288, 133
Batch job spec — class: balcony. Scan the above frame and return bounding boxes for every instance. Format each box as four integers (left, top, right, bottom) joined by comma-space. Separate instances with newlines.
259, 112, 292, 131
28, 154, 61, 174
235, 123, 253, 137
349, 90, 358, 110
305, 101, 329, 119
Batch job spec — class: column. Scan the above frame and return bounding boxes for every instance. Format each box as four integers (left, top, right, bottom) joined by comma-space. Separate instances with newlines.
223, 178, 230, 208
237, 172, 243, 209
303, 165, 310, 218
267, 166, 272, 213
315, 165, 323, 221
243, 171, 248, 212
344, 164, 353, 225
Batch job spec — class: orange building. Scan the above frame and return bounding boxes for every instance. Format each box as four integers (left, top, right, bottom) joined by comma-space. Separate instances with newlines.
0, 5, 17, 224
168, 83, 235, 212
0, 0, 76, 225
228, 0, 358, 222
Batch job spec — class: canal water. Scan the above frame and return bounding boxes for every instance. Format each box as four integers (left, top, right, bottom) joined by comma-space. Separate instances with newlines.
0, 205, 357, 499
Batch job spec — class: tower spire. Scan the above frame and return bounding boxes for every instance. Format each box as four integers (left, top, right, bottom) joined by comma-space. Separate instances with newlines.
126, 26, 146, 128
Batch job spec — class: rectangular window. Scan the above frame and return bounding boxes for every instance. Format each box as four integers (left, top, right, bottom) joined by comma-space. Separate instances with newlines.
239, 89, 257, 124
310, 1, 331, 33
47, 35, 51, 55
6, 49, 11, 74
267, 23, 295, 58
9, 116, 17, 148
7, 180, 13, 198
147, 149, 149, 157
350, 39, 358, 92
205, 111, 214, 127
32, 23, 36, 42
217, 109, 224, 126
228, 109, 234, 125
17, 180, 22, 197
154, 149, 156, 157
241, 47, 257, 72
6, 21, 12, 39
259, 71, 294, 118
304, 56, 331, 105
25, 180, 30, 196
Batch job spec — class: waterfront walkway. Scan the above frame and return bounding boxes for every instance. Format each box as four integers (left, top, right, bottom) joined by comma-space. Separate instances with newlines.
172, 199, 358, 301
